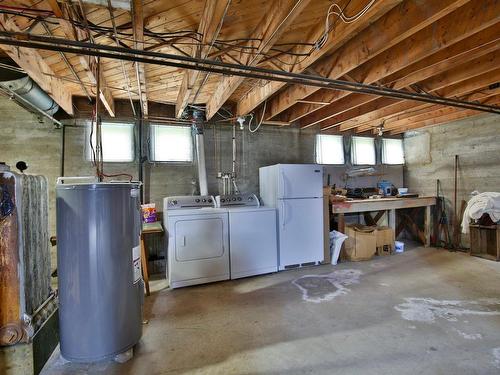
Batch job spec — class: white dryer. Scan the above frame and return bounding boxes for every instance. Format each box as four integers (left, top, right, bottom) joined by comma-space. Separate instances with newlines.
216, 194, 278, 279
164, 195, 229, 289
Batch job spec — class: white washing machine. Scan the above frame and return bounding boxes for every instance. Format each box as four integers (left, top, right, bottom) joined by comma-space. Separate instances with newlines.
164, 195, 229, 289
216, 194, 278, 279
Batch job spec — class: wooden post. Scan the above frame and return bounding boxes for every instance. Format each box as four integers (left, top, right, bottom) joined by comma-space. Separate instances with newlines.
388, 209, 396, 231
424, 205, 432, 247
140, 234, 150, 296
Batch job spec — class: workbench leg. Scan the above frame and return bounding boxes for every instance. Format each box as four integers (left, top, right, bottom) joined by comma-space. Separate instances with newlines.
338, 213, 345, 233
424, 206, 431, 248
337, 213, 346, 262
388, 209, 396, 231
140, 235, 150, 296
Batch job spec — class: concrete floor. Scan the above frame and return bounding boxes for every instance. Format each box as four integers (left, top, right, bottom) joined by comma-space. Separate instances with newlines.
42, 247, 500, 375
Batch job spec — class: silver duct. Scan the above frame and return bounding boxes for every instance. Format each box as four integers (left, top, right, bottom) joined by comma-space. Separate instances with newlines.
192, 110, 208, 196
0, 75, 59, 115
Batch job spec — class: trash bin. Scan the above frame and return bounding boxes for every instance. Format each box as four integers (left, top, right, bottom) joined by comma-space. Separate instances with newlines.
329, 230, 348, 265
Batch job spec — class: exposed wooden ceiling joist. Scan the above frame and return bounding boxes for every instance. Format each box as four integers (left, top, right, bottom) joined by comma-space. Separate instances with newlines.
389, 93, 500, 134
175, 0, 231, 118
132, 0, 148, 117
312, 46, 500, 131
336, 68, 500, 133
380, 91, 500, 134
295, 3, 500, 127
0, 0, 497, 132
235, 0, 402, 117
47, 0, 115, 116
205, 0, 314, 120
261, 0, 473, 122
0, 13, 73, 115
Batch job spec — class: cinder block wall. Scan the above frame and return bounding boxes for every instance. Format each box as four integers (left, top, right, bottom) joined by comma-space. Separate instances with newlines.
404, 113, 500, 247
0, 97, 312, 270
0, 96, 61, 237
62, 122, 310, 213
1, 95, 407, 270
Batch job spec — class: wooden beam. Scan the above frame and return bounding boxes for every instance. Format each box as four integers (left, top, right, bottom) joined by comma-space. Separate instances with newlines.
0, 14, 73, 114
350, 68, 500, 133
175, 0, 230, 118
417, 50, 500, 92
389, 94, 500, 134
205, 0, 314, 120
363, 90, 496, 134
320, 66, 500, 134
381, 24, 500, 93
308, 47, 500, 130
132, 0, 148, 116
235, 0, 402, 117
380, 89, 500, 133
259, 0, 471, 121
295, 11, 500, 126
353, 63, 500, 133
47, 0, 115, 116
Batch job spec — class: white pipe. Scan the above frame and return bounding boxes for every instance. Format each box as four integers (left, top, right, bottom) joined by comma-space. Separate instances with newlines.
232, 125, 236, 175
195, 133, 208, 196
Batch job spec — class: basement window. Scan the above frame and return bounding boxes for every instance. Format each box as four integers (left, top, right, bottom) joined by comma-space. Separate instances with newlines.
382, 138, 405, 165
86, 122, 135, 162
351, 136, 376, 165
315, 134, 344, 164
150, 125, 193, 163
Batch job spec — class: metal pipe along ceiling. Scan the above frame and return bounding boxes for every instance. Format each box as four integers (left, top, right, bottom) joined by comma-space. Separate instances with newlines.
0, 32, 498, 116
0, 75, 59, 115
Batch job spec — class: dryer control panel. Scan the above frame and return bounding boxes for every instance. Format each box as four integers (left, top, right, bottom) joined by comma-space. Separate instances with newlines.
216, 193, 260, 207
165, 195, 215, 209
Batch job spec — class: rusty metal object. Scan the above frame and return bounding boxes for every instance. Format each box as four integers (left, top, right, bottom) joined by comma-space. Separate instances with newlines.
0, 174, 21, 346
0, 322, 29, 346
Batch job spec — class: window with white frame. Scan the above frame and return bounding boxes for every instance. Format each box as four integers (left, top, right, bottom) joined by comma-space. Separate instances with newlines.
382, 138, 405, 164
351, 136, 376, 165
86, 122, 135, 162
150, 124, 193, 162
315, 134, 344, 164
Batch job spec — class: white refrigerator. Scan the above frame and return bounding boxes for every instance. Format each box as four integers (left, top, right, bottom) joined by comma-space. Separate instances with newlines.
259, 164, 324, 270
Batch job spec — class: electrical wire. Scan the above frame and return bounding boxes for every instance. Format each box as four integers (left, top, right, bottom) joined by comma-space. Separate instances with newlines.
0, 7, 324, 71
249, 100, 267, 133
105, 0, 136, 117
315, 0, 375, 50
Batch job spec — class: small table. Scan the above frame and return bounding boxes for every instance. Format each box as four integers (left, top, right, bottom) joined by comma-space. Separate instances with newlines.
332, 196, 436, 247
141, 221, 164, 295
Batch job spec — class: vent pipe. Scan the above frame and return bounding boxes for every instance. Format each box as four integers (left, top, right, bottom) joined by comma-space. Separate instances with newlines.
0, 75, 59, 115
191, 110, 208, 196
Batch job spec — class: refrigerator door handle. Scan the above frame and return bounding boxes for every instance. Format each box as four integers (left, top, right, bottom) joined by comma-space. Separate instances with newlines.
280, 170, 286, 198
281, 201, 286, 228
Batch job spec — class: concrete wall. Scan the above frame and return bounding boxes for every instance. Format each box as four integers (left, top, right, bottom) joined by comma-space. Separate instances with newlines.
0, 96, 61, 238
62, 121, 309, 211
404, 113, 500, 247
1, 95, 407, 271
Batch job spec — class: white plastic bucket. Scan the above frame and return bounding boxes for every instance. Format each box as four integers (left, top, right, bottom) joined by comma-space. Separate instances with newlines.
330, 230, 348, 265
395, 241, 405, 253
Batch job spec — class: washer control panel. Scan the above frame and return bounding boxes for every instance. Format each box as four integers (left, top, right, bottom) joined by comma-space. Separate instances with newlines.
216, 193, 260, 207
165, 195, 215, 209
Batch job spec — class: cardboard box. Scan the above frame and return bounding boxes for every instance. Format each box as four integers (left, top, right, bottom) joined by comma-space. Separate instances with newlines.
376, 226, 395, 256
344, 224, 377, 261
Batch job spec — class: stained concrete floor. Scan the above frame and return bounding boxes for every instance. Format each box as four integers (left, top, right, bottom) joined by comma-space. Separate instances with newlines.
42, 247, 500, 375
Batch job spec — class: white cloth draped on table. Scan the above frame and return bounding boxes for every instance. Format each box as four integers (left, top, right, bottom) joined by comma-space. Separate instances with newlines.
461, 192, 500, 234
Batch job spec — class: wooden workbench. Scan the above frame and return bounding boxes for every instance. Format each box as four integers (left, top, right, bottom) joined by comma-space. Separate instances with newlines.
332, 196, 436, 247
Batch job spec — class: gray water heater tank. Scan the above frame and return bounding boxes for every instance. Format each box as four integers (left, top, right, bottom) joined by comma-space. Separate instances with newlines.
56, 182, 143, 362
